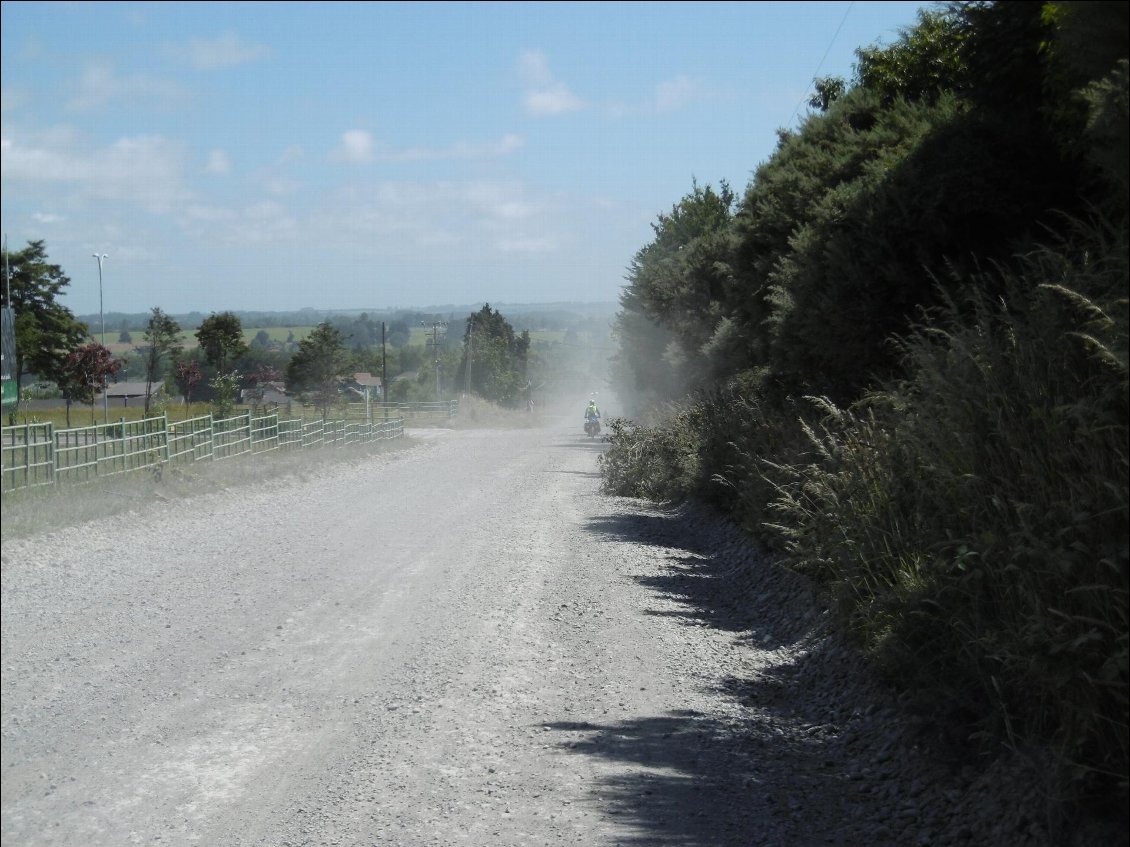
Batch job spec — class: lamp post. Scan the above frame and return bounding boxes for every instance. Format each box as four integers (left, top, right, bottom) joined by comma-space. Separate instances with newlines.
92, 253, 108, 424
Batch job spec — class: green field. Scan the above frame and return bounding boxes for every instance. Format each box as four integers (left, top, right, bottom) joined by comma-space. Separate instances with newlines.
6, 401, 220, 428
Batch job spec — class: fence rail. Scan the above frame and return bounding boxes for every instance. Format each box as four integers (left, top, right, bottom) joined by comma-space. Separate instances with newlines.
1, 408, 405, 494
373, 400, 460, 420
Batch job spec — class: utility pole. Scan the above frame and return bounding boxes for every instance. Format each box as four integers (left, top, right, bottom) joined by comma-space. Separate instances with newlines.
422, 320, 446, 402
465, 317, 473, 396
381, 320, 387, 417
92, 253, 109, 425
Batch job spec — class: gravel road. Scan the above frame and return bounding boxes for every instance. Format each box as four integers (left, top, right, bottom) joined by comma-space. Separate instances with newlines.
1, 412, 1103, 846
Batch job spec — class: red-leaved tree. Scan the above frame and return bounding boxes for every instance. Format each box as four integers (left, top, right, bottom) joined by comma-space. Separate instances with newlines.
57, 343, 124, 426
174, 360, 203, 417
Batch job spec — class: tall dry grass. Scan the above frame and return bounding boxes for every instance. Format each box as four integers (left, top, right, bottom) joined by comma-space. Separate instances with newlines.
765, 228, 1128, 806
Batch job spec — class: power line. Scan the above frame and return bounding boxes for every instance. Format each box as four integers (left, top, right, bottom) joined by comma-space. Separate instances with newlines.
787, 0, 855, 129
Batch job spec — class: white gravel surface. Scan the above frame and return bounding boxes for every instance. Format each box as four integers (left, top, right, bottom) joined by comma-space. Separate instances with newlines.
1, 414, 1102, 846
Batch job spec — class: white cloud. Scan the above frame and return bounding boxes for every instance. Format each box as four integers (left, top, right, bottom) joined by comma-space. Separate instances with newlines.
31, 212, 65, 224
177, 32, 271, 71
183, 204, 237, 224
204, 149, 231, 174
332, 131, 522, 164
277, 145, 304, 165
67, 61, 185, 112
300, 179, 564, 258
2, 86, 30, 115
605, 75, 705, 117
332, 129, 375, 163
1, 129, 192, 214
519, 51, 555, 88
526, 85, 586, 116
181, 199, 297, 245
262, 177, 302, 196
496, 236, 556, 253
518, 51, 584, 116
378, 133, 524, 162
464, 181, 538, 221
655, 75, 700, 112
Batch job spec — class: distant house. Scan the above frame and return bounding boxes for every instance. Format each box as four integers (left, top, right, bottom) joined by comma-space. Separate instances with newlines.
345, 372, 384, 399
100, 381, 166, 407
240, 380, 289, 405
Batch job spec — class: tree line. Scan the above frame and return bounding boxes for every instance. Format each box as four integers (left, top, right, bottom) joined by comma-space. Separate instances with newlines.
603, 0, 1127, 824
2, 243, 577, 424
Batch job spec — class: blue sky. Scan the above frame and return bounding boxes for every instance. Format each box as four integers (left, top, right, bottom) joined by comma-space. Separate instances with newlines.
2, 1, 930, 316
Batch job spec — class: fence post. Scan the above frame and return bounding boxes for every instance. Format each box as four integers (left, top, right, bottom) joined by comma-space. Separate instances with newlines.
49, 422, 57, 485
22, 422, 30, 489
161, 413, 171, 464
120, 417, 127, 474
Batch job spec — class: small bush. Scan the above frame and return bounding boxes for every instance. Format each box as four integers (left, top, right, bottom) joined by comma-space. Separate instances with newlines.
599, 407, 702, 502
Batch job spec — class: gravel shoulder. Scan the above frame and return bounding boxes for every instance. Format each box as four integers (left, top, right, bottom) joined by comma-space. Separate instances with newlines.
1, 415, 1107, 846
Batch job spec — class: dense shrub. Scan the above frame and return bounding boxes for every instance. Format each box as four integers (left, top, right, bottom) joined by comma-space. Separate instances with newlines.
602, 0, 1130, 817
764, 223, 1128, 803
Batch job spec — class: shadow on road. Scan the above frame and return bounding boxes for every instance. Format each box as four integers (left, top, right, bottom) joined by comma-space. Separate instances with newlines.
585, 505, 815, 646
542, 711, 774, 846
540, 702, 869, 847
558, 502, 885, 845
551, 438, 609, 452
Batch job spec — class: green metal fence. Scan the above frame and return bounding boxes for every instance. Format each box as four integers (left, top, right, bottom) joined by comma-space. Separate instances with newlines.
53, 416, 169, 484
0, 422, 54, 490
374, 400, 460, 420
1, 409, 405, 494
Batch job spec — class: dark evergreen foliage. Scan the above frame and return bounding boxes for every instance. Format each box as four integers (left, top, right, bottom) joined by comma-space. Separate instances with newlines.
4, 240, 90, 400
604, 0, 1129, 817
453, 305, 531, 406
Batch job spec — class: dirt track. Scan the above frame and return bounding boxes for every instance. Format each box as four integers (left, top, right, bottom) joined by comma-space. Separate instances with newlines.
2, 412, 1069, 846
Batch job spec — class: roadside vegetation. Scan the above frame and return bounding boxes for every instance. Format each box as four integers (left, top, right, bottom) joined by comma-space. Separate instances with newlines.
601, 0, 1127, 824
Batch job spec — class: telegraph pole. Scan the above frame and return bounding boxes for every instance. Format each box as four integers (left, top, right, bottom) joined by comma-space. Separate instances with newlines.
381, 320, 387, 416
422, 321, 446, 402
465, 317, 473, 395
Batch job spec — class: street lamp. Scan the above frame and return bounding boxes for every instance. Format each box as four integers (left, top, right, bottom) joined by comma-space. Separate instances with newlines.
92, 253, 108, 425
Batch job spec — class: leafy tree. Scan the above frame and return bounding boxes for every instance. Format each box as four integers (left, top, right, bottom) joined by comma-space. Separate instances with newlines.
387, 320, 411, 348
285, 321, 350, 419
250, 329, 272, 349
195, 311, 247, 373
611, 180, 738, 410
173, 360, 203, 412
141, 307, 182, 416
3, 240, 90, 420
244, 365, 282, 407
56, 343, 124, 426
853, 5, 968, 104
454, 305, 530, 405
809, 75, 846, 112
209, 370, 241, 420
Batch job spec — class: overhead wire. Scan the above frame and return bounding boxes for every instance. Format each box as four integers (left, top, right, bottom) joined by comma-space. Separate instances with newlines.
786, 0, 855, 129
